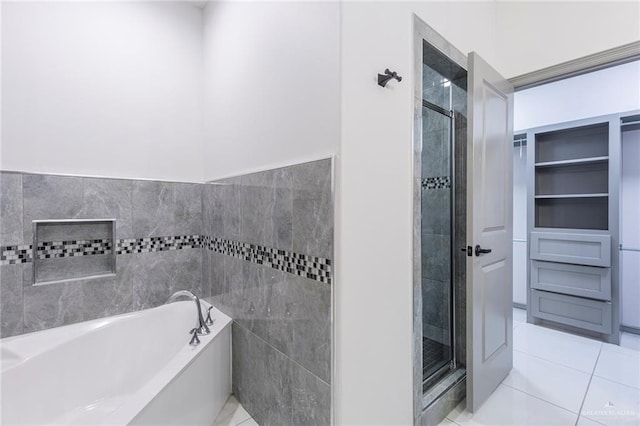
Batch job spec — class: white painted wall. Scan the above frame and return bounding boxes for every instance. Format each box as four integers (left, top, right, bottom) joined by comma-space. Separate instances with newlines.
1, 1, 204, 182
336, 2, 498, 424
514, 61, 640, 130
337, 2, 639, 424
201, 1, 340, 181
496, 1, 640, 78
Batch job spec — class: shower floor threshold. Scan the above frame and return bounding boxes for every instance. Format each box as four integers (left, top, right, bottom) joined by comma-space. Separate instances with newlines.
422, 367, 466, 410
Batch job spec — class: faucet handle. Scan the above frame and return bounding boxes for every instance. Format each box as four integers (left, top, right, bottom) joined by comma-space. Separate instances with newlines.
205, 306, 215, 326
189, 328, 201, 346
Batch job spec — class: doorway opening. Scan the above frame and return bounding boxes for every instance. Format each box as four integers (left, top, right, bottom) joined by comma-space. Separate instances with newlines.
419, 39, 468, 406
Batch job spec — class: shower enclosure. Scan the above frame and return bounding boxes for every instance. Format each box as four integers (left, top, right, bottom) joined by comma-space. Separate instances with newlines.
414, 16, 514, 426
419, 40, 468, 400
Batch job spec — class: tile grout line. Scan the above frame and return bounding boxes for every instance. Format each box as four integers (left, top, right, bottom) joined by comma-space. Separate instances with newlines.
499, 382, 584, 418
574, 343, 604, 426
512, 348, 598, 375
233, 320, 331, 388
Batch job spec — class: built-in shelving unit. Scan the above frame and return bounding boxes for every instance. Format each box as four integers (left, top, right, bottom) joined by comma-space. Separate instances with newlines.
525, 115, 621, 345
533, 123, 609, 230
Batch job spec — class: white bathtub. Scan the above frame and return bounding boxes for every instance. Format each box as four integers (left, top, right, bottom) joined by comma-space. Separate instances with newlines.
0, 301, 232, 425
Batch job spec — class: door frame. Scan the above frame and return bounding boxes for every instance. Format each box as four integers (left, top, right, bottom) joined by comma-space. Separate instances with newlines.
412, 14, 468, 425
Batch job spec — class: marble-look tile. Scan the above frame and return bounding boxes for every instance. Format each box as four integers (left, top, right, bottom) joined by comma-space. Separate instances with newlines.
271, 168, 293, 252
80, 255, 134, 321
232, 322, 293, 426
202, 183, 224, 239
451, 83, 467, 117
0, 172, 23, 246
174, 183, 202, 236
130, 249, 202, 311
34, 254, 113, 284
201, 248, 212, 298
291, 159, 333, 260
422, 278, 450, 341
215, 180, 242, 241
291, 363, 331, 426
0, 264, 24, 338
236, 263, 295, 360
287, 274, 331, 384
130, 251, 172, 311
132, 181, 175, 238
22, 174, 84, 242
36, 221, 112, 242
82, 177, 133, 239
237, 419, 259, 426
422, 234, 451, 282
239, 171, 276, 249
422, 110, 450, 179
421, 188, 450, 236
23, 281, 84, 333
208, 252, 225, 298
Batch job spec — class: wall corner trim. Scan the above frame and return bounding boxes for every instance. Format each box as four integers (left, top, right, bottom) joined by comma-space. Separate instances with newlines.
509, 41, 640, 91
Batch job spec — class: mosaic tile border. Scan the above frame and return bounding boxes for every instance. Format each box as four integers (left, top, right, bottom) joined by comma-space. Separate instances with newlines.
422, 176, 451, 190
116, 235, 201, 254
1, 235, 333, 285
203, 236, 332, 285
0, 244, 33, 265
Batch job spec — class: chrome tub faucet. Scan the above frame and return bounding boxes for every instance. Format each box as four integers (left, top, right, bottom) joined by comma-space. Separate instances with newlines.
165, 290, 211, 341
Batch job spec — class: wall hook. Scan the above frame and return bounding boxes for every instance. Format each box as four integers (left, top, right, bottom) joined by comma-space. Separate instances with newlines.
378, 69, 402, 87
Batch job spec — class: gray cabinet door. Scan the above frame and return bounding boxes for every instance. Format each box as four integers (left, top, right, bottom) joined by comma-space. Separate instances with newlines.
531, 260, 611, 301
530, 232, 611, 267
466, 52, 514, 413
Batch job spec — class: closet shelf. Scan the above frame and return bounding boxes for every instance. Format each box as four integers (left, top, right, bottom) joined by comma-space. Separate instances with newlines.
534, 156, 609, 168
534, 193, 608, 199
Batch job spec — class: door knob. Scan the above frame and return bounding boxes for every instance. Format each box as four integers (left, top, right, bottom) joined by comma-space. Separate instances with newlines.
475, 245, 492, 256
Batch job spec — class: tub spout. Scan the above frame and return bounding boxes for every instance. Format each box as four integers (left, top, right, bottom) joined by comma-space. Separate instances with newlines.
165, 290, 210, 336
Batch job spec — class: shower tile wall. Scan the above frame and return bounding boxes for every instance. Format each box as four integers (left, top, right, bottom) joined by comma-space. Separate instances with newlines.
202, 159, 332, 426
0, 172, 204, 337
421, 107, 452, 345
421, 63, 467, 348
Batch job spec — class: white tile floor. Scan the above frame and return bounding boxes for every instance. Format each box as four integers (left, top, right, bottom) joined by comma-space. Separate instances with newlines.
443, 308, 640, 426
215, 309, 640, 426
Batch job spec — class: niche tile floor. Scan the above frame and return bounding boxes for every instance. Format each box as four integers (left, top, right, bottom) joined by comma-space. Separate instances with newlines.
215, 308, 640, 426
442, 308, 640, 426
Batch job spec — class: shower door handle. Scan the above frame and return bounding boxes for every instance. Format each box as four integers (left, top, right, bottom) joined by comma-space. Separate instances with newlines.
475, 245, 492, 256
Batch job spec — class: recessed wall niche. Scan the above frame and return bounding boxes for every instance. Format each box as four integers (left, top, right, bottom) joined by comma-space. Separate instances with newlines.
32, 219, 116, 285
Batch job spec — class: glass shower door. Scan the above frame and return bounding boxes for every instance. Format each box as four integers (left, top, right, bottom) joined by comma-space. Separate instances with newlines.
421, 102, 454, 388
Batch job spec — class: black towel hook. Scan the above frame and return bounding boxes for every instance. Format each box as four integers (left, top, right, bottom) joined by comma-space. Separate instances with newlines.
378, 69, 402, 87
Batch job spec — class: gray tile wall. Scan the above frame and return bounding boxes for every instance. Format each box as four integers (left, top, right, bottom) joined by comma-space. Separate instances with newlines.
1, 161, 333, 426
204, 159, 333, 426
421, 105, 452, 343
0, 172, 204, 337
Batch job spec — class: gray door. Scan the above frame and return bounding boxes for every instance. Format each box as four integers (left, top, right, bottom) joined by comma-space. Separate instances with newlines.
466, 51, 514, 412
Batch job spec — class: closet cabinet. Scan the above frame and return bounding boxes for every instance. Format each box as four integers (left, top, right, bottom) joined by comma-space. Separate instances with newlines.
524, 115, 621, 344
